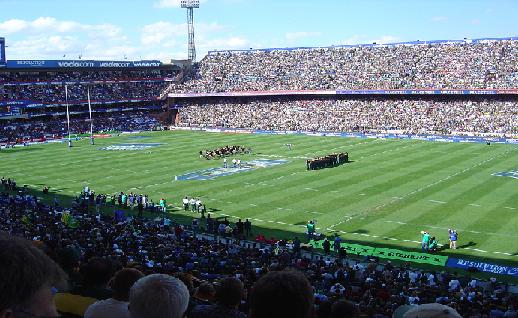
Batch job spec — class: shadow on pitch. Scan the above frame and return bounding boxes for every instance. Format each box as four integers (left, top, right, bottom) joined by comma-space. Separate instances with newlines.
457, 241, 477, 249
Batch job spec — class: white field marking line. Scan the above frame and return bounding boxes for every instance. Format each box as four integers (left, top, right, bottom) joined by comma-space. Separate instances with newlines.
305, 187, 319, 191
384, 220, 518, 238
358, 193, 366, 196
392, 196, 402, 200
327, 216, 354, 230
249, 203, 257, 207
469, 203, 482, 207
505, 207, 516, 210
429, 200, 447, 204
373, 148, 516, 213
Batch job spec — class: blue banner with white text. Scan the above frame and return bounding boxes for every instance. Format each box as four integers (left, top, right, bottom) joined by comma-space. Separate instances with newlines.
5, 59, 162, 69
446, 258, 518, 278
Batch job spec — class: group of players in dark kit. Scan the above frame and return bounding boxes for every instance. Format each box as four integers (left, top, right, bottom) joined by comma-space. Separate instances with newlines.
306, 152, 349, 170
200, 145, 251, 159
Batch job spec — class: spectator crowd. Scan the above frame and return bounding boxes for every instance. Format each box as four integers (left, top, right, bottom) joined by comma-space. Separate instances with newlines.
166, 39, 518, 93
1, 181, 518, 318
1, 68, 179, 104
0, 111, 161, 144
178, 97, 518, 137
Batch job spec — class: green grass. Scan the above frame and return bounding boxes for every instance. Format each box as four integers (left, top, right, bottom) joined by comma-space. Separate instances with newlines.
2, 130, 518, 267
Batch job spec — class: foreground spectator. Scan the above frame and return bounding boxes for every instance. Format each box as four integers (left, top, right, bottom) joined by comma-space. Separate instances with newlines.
190, 277, 246, 318
401, 303, 462, 318
249, 270, 314, 318
129, 274, 190, 318
85, 268, 144, 318
0, 236, 67, 318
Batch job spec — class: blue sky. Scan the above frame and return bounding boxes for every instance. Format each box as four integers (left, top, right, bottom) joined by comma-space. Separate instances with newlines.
0, 0, 517, 61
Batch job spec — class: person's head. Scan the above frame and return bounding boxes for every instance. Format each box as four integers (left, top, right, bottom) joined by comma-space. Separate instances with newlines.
329, 300, 360, 318
82, 257, 113, 288
249, 270, 314, 318
0, 237, 67, 318
194, 282, 216, 302
215, 277, 244, 308
110, 268, 144, 301
402, 303, 462, 318
129, 274, 189, 318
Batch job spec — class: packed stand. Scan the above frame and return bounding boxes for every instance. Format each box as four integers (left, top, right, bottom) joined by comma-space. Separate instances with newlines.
1, 181, 517, 318
177, 96, 518, 137
0, 111, 161, 144
1, 69, 179, 104
167, 39, 518, 93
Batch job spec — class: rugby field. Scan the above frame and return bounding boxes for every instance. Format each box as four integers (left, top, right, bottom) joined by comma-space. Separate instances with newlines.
1, 130, 517, 266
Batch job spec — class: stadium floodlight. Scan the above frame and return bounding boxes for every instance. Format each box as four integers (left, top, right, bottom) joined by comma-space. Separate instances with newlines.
180, 0, 199, 8
180, 0, 199, 62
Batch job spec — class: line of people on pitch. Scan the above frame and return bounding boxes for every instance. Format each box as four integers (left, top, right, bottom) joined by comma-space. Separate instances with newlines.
80, 186, 167, 216
182, 196, 207, 214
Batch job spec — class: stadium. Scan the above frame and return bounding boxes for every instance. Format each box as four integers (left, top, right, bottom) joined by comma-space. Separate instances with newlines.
1, 2, 518, 318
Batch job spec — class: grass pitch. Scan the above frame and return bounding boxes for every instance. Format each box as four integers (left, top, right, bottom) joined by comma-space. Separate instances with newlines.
1, 130, 517, 266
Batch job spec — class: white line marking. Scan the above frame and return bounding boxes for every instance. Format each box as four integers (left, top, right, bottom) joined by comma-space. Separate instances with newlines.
304, 187, 319, 191
469, 203, 481, 207
249, 204, 257, 207
428, 199, 446, 204
505, 207, 516, 210
392, 196, 402, 200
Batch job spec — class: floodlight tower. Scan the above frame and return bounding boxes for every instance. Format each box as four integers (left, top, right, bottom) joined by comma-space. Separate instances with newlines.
180, 0, 199, 63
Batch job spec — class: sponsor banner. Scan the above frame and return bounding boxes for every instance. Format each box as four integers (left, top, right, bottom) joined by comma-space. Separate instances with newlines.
310, 240, 375, 256
169, 89, 518, 98
446, 258, 518, 278
169, 90, 335, 98
6, 59, 162, 69
173, 126, 517, 145
309, 240, 447, 266
3, 78, 167, 86
0, 37, 5, 67
373, 248, 448, 266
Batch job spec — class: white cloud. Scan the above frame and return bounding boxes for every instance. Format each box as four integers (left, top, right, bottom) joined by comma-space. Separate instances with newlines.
1, 15, 243, 62
0, 19, 28, 34
285, 31, 322, 43
471, 19, 480, 25
341, 35, 399, 45
369, 35, 400, 45
0, 17, 121, 38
